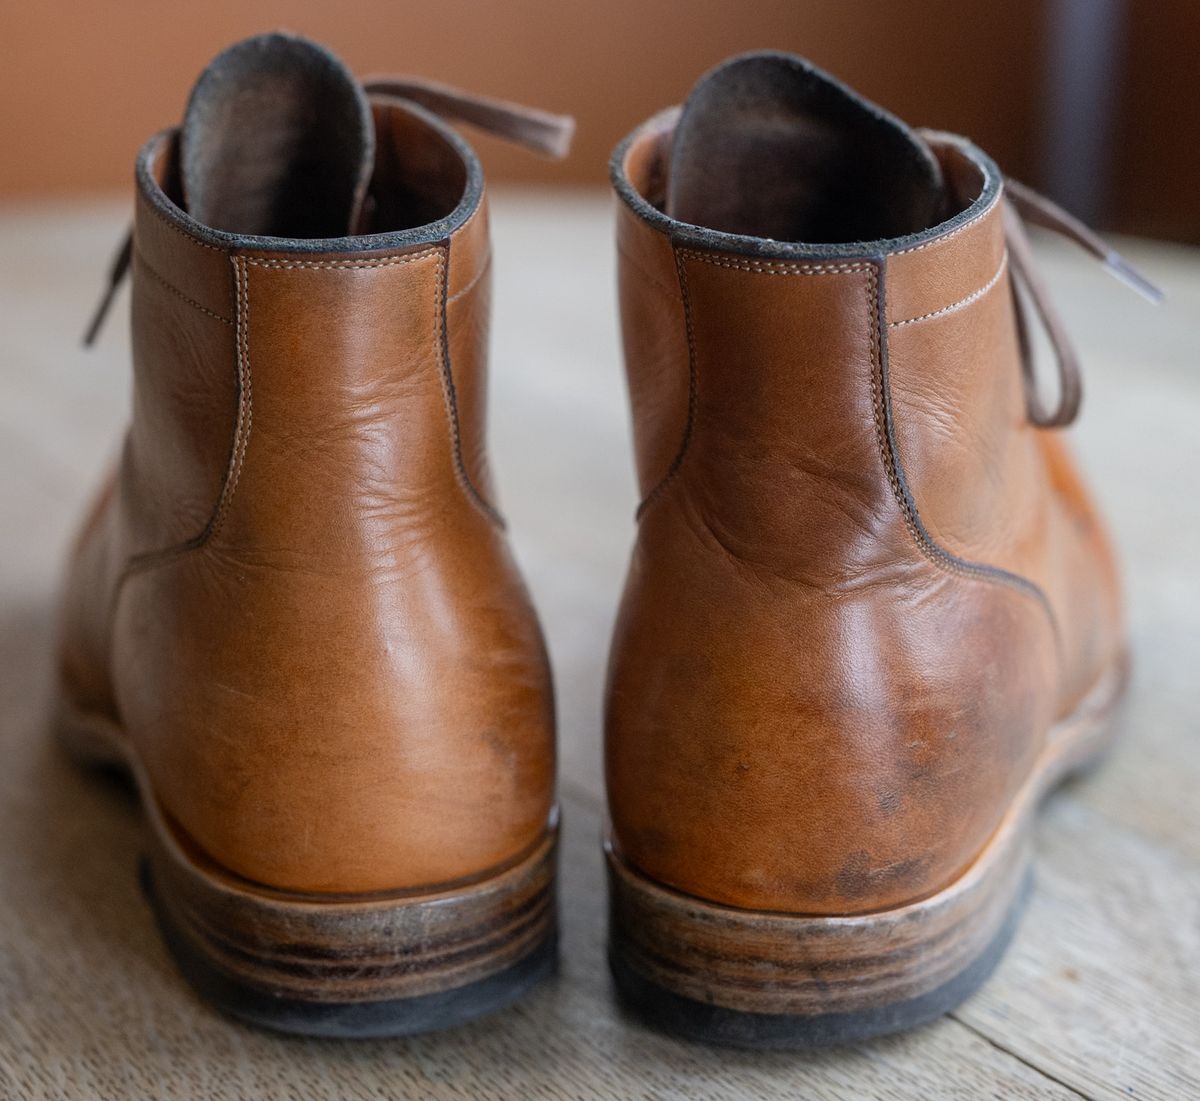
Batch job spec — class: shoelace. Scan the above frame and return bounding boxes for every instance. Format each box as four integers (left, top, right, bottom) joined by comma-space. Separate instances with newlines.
82, 80, 575, 347
1003, 177, 1163, 427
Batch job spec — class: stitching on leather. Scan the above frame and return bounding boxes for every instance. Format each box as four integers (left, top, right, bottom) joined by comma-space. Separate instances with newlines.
134, 246, 233, 326
207, 256, 254, 541
139, 192, 226, 253
633, 245, 1057, 626
447, 249, 492, 304
113, 257, 250, 601
616, 242, 684, 301
635, 248, 698, 518
867, 260, 1059, 629
242, 249, 440, 271
888, 250, 1009, 328
637, 248, 866, 519
432, 249, 506, 528
891, 195, 998, 256
677, 249, 869, 275
118, 249, 459, 591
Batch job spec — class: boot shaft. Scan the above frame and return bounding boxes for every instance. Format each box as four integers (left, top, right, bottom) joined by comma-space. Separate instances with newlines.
615, 112, 1038, 594
125, 97, 499, 568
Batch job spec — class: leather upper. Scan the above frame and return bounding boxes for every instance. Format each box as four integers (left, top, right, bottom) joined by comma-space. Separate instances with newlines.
605, 111, 1124, 916
59, 97, 555, 895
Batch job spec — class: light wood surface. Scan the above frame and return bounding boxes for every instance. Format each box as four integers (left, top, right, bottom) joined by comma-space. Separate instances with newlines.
0, 193, 1196, 1099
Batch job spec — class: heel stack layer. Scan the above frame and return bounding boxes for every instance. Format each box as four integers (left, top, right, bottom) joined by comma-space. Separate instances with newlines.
607, 824, 1027, 1050
152, 820, 556, 992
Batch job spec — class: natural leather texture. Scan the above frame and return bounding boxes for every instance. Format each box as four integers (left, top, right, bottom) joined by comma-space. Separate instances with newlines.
605, 118, 1125, 917
59, 100, 555, 896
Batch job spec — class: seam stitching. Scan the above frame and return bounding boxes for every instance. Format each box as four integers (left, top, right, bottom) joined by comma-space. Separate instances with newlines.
134, 246, 233, 326
636, 246, 698, 518
867, 260, 1059, 629
110, 256, 250, 612
140, 193, 226, 253
431, 249, 506, 528
889, 250, 1009, 328
637, 248, 864, 518
208, 256, 253, 541
891, 196, 998, 255
447, 249, 492, 304
677, 249, 870, 275
617, 242, 684, 301
241, 248, 439, 271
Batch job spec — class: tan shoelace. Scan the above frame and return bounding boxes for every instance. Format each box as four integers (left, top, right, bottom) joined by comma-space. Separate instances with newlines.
1003, 177, 1163, 428
83, 81, 575, 347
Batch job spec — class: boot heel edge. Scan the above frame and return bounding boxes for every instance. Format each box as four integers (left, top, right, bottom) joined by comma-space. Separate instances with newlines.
606, 838, 1028, 1049
144, 821, 559, 1037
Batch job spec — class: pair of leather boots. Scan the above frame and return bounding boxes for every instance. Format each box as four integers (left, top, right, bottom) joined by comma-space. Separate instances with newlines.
59, 33, 1153, 1048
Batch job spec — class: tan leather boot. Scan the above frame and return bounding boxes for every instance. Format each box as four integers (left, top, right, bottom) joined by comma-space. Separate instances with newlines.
58, 33, 572, 1037
605, 52, 1157, 1047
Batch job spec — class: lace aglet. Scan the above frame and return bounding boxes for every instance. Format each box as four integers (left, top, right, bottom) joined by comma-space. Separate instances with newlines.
1104, 252, 1166, 306
531, 113, 575, 160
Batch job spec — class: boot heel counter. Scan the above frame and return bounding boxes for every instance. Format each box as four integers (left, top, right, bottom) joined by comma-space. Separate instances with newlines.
605, 480, 1058, 916
115, 527, 554, 895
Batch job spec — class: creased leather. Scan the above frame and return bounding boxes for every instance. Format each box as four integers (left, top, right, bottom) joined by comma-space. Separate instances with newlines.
59, 102, 555, 896
605, 119, 1125, 917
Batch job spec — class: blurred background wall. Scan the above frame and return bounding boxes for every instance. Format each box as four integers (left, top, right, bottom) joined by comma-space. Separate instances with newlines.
1, 0, 1194, 242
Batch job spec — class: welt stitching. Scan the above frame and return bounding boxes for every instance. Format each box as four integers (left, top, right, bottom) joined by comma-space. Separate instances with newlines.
446, 249, 492, 304
134, 246, 233, 326
432, 250, 506, 528
867, 260, 1059, 627
889, 250, 1009, 328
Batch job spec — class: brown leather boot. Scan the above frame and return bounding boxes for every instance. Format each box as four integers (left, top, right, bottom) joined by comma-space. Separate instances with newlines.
605, 52, 1158, 1047
58, 33, 572, 1037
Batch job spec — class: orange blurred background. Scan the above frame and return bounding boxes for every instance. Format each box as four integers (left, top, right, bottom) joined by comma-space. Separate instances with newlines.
1, 0, 1195, 241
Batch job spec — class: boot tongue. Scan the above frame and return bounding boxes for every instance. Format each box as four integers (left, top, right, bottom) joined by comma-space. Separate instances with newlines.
180, 32, 374, 238
665, 52, 945, 245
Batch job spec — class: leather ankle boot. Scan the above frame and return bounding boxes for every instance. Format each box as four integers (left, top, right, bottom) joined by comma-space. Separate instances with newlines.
58, 33, 572, 1037
604, 52, 1157, 1048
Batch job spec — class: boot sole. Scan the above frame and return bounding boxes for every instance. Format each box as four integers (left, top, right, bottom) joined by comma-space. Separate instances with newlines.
57, 702, 558, 1038
607, 656, 1127, 1049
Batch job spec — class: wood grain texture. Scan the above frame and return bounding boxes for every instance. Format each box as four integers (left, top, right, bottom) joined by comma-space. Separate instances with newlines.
0, 193, 1196, 1098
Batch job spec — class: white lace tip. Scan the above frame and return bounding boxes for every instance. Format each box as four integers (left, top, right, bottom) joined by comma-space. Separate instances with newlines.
1106, 252, 1165, 305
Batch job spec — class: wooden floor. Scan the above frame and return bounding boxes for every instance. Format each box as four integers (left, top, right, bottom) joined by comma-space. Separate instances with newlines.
0, 193, 1197, 1100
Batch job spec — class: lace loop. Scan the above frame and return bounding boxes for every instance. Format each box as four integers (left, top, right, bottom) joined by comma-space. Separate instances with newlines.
363, 76, 574, 160
1002, 177, 1163, 428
